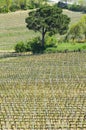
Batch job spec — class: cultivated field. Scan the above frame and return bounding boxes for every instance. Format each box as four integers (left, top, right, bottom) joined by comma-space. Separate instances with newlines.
0, 6, 86, 130
0, 52, 86, 129
0, 10, 85, 51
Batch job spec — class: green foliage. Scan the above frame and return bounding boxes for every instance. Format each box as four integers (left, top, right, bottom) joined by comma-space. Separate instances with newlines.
44, 42, 86, 53
5, 0, 12, 12
25, 5, 70, 47
9, 4, 20, 12
15, 41, 27, 53
45, 36, 57, 48
26, 41, 32, 52
15, 37, 86, 54
79, 15, 86, 40
15, 36, 57, 54
27, 37, 43, 54
68, 4, 86, 12
27, 0, 40, 9
67, 22, 82, 42
0, 0, 48, 13
82, 45, 86, 49
0, 6, 8, 13
15, 37, 44, 53
66, 15, 86, 42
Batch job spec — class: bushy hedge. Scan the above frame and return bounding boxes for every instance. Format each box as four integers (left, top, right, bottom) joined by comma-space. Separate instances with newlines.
27, 2, 40, 9
15, 36, 57, 54
28, 37, 43, 54
15, 37, 43, 54
9, 4, 20, 12
0, 6, 8, 13
15, 41, 27, 53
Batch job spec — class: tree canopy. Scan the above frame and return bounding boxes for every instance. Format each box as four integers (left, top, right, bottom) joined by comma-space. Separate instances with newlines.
79, 15, 86, 40
25, 5, 70, 47
67, 22, 82, 41
66, 15, 86, 42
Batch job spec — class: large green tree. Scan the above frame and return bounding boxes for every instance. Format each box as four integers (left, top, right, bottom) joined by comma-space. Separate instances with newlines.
25, 5, 70, 48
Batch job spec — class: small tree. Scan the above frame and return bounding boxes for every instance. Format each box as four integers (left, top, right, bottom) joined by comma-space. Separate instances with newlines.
79, 15, 86, 40
67, 22, 82, 42
5, 0, 11, 12
25, 5, 70, 48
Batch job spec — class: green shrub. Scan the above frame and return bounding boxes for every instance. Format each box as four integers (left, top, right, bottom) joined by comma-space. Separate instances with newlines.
9, 4, 20, 12
26, 36, 57, 54
45, 36, 57, 48
15, 41, 26, 53
29, 37, 43, 54
15, 36, 57, 54
26, 41, 32, 51
0, 6, 8, 13
15, 37, 43, 54
27, 1, 39, 9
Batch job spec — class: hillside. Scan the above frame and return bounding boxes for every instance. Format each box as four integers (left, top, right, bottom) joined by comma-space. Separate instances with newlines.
0, 9, 85, 51
0, 5, 86, 130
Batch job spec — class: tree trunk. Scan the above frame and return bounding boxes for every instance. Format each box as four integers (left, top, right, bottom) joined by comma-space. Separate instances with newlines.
41, 27, 45, 48
72, 36, 75, 42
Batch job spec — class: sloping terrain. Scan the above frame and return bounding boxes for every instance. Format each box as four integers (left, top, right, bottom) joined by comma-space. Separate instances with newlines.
0, 9, 85, 51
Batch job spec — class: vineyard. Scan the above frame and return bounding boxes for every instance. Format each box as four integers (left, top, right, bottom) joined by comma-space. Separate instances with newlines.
0, 52, 86, 129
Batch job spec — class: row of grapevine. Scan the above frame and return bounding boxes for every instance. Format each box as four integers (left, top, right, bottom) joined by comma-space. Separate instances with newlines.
0, 52, 86, 129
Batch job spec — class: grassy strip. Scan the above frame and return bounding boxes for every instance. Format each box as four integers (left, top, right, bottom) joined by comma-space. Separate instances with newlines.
45, 42, 86, 53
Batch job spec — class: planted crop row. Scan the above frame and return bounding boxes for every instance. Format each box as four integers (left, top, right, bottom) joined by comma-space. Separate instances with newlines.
0, 52, 86, 129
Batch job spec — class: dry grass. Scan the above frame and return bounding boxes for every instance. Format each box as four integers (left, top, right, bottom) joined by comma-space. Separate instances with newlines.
0, 10, 39, 51
63, 9, 86, 25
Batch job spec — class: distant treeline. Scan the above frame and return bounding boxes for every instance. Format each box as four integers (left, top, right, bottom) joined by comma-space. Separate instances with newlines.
0, 0, 47, 13
57, 1, 86, 13
0, 0, 86, 13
